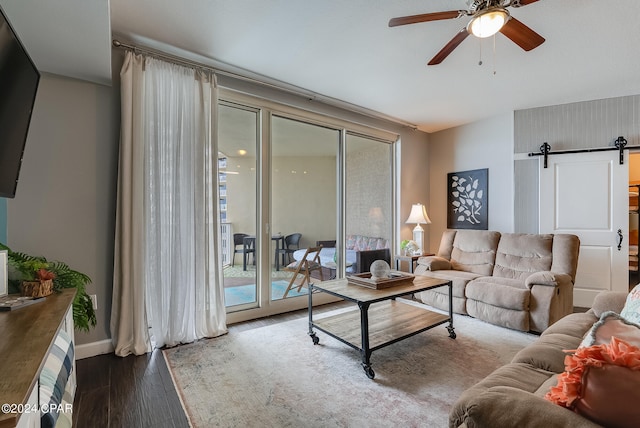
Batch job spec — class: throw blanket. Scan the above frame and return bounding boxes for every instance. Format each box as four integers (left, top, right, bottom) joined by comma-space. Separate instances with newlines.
40, 329, 74, 428
293, 248, 357, 272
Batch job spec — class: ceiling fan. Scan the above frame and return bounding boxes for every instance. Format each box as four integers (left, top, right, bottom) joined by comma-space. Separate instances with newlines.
389, 0, 545, 65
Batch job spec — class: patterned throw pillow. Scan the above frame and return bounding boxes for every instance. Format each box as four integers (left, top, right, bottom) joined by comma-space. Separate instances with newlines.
579, 311, 640, 348
620, 283, 640, 326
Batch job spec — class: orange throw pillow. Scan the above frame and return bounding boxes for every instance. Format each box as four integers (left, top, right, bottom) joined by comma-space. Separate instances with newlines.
545, 337, 640, 428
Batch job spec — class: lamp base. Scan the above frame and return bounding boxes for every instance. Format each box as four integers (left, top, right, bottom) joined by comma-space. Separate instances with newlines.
412, 225, 424, 255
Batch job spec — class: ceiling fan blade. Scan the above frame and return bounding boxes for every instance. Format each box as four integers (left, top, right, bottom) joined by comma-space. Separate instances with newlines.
427, 28, 470, 65
389, 10, 465, 27
499, 17, 545, 51
512, 0, 540, 6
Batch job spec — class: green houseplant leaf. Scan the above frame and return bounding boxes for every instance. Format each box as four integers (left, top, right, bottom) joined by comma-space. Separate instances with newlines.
0, 243, 97, 332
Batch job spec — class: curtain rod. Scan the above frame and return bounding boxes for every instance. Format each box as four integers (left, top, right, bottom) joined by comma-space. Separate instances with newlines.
112, 39, 418, 130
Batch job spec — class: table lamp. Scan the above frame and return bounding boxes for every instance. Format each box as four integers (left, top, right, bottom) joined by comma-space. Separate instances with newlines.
405, 203, 431, 254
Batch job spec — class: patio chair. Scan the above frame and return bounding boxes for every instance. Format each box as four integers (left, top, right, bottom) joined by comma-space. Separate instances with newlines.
232, 233, 254, 269
277, 233, 302, 267
282, 245, 324, 298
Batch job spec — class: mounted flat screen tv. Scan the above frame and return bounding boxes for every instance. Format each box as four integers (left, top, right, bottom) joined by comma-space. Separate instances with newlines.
0, 5, 40, 198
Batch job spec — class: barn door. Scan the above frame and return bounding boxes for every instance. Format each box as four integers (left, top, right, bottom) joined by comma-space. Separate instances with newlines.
539, 151, 629, 307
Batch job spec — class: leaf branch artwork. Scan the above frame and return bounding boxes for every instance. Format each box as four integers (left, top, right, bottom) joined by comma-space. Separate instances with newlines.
447, 168, 488, 230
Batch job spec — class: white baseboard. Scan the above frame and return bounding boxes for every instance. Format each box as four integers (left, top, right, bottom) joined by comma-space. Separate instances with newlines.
75, 339, 114, 359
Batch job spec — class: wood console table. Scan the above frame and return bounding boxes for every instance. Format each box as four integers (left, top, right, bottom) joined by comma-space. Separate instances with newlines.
0, 289, 76, 428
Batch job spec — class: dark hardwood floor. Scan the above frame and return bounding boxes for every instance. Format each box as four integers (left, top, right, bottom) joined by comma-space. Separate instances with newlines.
72, 301, 349, 428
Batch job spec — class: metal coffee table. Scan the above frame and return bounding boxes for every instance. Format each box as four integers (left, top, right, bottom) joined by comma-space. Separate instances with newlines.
308, 275, 455, 379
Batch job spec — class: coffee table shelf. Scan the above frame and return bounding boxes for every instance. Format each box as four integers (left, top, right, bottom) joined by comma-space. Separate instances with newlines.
308, 276, 454, 379
313, 300, 450, 350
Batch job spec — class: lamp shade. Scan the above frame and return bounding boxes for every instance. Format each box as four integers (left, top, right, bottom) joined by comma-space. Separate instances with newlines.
405, 203, 431, 225
467, 8, 509, 38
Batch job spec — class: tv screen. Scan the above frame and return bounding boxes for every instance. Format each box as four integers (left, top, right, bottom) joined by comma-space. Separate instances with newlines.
0, 6, 40, 198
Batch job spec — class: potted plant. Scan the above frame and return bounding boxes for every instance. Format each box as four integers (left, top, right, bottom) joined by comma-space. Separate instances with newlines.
400, 239, 410, 255
400, 239, 419, 256
0, 243, 97, 332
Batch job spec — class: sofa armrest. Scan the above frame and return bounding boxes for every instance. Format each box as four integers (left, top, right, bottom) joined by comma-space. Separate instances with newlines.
354, 248, 390, 274
416, 255, 451, 271
590, 291, 628, 317
524, 271, 572, 289
450, 386, 602, 428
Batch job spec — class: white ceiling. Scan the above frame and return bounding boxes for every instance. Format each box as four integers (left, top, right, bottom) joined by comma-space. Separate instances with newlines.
3, 0, 640, 133
0, 0, 112, 86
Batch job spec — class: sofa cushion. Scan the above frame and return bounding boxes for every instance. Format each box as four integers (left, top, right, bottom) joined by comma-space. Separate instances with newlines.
550, 234, 581, 282
416, 290, 467, 315
466, 277, 530, 311
451, 385, 603, 428
436, 229, 457, 260
450, 362, 559, 428
493, 233, 553, 280
466, 299, 530, 331
416, 255, 451, 271
590, 291, 628, 318
541, 312, 597, 339
414, 269, 480, 299
512, 333, 585, 373
449, 230, 501, 276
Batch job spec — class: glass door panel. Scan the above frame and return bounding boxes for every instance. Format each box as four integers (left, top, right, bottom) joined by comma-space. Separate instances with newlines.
270, 115, 339, 300
219, 103, 259, 311
345, 134, 393, 274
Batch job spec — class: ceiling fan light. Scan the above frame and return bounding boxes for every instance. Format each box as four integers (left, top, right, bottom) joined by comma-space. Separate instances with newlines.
468, 9, 509, 38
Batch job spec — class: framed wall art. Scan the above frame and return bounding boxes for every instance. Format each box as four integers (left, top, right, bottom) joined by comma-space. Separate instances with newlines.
447, 168, 488, 230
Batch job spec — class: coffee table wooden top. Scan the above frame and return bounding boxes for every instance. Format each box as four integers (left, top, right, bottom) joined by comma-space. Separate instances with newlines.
311, 275, 450, 303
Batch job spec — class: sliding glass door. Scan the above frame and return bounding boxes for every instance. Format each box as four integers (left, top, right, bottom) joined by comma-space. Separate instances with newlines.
218, 102, 259, 310
270, 115, 339, 301
219, 91, 397, 321
345, 134, 393, 273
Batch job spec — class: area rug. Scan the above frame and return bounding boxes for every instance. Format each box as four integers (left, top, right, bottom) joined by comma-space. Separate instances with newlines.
224, 280, 307, 306
163, 301, 536, 427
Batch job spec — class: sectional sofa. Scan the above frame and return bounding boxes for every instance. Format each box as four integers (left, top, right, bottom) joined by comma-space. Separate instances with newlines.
414, 230, 580, 333
450, 290, 632, 428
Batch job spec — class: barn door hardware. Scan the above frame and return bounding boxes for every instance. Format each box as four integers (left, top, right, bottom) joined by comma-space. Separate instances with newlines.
617, 229, 623, 251
528, 136, 638, 168
614, 136, 627, 165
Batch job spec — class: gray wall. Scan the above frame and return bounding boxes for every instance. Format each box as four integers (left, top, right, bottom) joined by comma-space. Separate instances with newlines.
7, 72, 120, 346
428, 112, 515, 252
514, 94, 640, 233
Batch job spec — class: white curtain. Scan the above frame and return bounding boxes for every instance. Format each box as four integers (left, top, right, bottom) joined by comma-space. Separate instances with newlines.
111, 51, 227, 357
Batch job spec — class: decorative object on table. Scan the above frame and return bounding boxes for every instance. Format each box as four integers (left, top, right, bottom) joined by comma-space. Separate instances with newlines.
348, 270, 415, 289
21, 275, 54, 297
0, 249, 6, 297
0, 295, 44, 311
400, 240, 420, 256
369, 260, 391, 280
0, 243, 96, 332
405, 203, 431, 254
447, 168, 488, 230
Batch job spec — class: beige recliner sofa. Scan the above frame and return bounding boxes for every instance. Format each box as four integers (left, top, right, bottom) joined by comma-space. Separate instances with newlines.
414, 230, 580, 333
